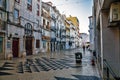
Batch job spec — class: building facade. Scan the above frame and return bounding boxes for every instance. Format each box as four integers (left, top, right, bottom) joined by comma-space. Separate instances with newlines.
65, 20, 70, 49
0, 0, 42, 59
79, 33, 89, 47
0, 0, 7, 59
93, 0, 120, 79
88, 16, 94, 51
0, 0, 80, 60
67, 16, 80, 49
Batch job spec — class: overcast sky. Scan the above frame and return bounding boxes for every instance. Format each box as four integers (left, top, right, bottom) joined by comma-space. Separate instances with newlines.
42, 0, 93, 34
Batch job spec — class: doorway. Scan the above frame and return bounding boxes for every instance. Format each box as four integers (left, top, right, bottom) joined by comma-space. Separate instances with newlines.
25, 37, 32, 55
12, 38, 19, 57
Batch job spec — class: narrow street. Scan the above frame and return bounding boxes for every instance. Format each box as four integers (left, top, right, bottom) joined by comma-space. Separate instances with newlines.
0, 48, 101, 80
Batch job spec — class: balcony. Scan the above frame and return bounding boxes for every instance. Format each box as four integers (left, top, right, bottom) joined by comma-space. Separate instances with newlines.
60, 28, 66, 32
51, 26, 56, 31
51, 38, 56, 42
61, 32, 66, 36
0, 0, 6, 11
101, 0, 119, 9
7, 16, 23, 28
46, 25, 50, 30
61, 38, 66, 42
70, 36, 74, 39
42, 35, 50, 41
51, 14, 56, 20
41, 11, 50, 19
61, 35, 66, 39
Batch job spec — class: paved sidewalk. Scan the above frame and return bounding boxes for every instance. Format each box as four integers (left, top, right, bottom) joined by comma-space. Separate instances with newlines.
0, 48, 101, 80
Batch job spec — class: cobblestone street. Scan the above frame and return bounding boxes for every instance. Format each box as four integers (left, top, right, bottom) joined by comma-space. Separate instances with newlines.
0, 48, 101, 80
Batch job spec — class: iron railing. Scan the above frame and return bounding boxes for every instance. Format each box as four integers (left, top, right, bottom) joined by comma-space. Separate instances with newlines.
103, 59, 120, 80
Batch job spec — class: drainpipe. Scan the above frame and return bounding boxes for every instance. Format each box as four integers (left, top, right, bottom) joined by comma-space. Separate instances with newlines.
100, 11, 104, 78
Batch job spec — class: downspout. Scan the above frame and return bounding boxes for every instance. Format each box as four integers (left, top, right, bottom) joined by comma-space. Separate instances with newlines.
100, 11, 104, 78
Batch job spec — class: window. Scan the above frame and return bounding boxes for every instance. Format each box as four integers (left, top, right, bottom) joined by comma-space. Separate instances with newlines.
47, 22, 49, 29
0, 37, 3, 53
43, 19, 45, 26
15, 0, 20, 3
36, 19, 39, 27
0, 12, 2, 19
27, 0, 32, 11
36, 40, 40, 48
37, 4, 39, 16
0, 0, 2, 6
25, 23, 32, 35
14, 9, 19, 19
28, 0, 32, 4
43, 42, 46, 48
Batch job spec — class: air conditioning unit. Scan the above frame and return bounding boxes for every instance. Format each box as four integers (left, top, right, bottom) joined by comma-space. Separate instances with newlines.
109, 2, 120, 22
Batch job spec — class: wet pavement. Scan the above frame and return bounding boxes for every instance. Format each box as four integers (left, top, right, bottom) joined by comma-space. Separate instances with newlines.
0, 48, 101, 80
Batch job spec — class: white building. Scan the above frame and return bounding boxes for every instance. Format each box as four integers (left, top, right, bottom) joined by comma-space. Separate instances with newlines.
80, 33, 89, 47
41, 2, 51, 52
5, 0, 42, 59
88, 16, 94, 51
50, 6, 57, 52
60, 15, 66, 50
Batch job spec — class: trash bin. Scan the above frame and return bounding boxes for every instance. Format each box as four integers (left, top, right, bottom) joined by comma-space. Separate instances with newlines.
75, 52, 82, 63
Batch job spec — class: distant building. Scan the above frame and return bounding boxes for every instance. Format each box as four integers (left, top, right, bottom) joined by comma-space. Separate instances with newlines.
65, 20, 70, 49
67, 16, 80, 49
88, 16, 94, 51
79, 33, 89, 47
41, 2, 51, 52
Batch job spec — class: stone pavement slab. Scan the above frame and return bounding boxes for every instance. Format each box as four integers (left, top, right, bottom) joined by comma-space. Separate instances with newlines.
0, 48, 101, 80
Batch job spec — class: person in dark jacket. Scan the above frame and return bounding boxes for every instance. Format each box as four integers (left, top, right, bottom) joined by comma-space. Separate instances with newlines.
83, 45, 85, 53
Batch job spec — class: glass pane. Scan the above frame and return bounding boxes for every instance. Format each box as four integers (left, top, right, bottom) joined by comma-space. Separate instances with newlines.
0, 0, 2, 6
28, 0, 32, 4
14, 9, 19, 19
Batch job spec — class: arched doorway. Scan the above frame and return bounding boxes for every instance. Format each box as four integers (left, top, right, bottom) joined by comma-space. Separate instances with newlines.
25, 23, 33, 55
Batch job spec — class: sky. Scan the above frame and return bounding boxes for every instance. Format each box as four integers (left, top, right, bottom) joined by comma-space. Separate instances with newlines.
42, 0, 93, 34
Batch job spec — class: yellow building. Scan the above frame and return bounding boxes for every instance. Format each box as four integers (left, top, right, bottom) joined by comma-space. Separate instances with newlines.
67, 16, 80, 48
65, 20, 70, 49
67, 15, 79, 31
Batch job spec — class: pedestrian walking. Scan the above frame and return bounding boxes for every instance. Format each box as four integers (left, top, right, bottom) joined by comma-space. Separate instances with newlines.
83, 45, 85, 53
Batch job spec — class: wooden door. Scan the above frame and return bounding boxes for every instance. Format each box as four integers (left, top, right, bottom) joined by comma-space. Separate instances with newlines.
26, 37, 32, 55
12, 38, 19, 57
